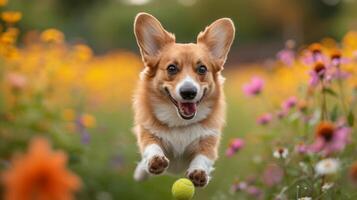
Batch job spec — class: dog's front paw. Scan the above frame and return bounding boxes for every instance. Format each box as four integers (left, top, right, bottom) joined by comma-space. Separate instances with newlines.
186, 169, 208, 187
148, 155, 169, 175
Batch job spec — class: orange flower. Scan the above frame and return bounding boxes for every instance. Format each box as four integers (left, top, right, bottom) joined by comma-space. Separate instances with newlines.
80, 114, 96, 128
1, 11, 22, 24
0, 0, 7, 7
2, 138, 81, 200
40, 28, 64, 43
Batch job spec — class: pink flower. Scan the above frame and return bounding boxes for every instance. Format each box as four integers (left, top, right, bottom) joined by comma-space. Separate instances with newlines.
277, 48, 295, 66
281, 96, 297, 112
309, 121, 351, 155
256, 113, 272, 125
262, 164, 284, 187
6, 73, 27, 90
242, 77, 264, 97
295, 143, 308, 154
226, 138, 244, 157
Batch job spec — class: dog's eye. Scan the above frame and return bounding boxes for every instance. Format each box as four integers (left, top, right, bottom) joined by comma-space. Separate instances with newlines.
197, 65, 208, 75
167, 64, 179, 75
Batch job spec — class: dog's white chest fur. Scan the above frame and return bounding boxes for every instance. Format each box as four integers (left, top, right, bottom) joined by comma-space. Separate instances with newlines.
152, 124, 219, 157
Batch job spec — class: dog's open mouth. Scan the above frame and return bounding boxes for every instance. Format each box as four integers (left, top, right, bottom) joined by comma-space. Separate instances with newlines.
164, 88, 205, 120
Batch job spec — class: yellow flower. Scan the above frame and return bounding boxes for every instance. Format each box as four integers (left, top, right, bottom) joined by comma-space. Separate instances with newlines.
80, 114, 96, 128
343, 31, 357, 49
1, 11, 22, 24
40, 28, 64, 43
0, 0, 7, 6
62, 109, 76, 121
74, 44, 93, 61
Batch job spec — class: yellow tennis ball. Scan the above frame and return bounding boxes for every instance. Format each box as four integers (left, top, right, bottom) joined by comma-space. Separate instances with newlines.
171, 178, 195, 200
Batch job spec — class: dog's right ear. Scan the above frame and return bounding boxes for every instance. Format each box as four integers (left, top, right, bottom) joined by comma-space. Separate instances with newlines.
134, 13, 175, 65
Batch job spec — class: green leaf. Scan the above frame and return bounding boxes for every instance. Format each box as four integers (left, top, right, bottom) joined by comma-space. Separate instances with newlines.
323, 88, 338, 97
348, 111, 355, 126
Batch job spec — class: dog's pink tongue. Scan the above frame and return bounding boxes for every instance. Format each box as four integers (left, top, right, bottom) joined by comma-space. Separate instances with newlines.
180, 103, 197, 116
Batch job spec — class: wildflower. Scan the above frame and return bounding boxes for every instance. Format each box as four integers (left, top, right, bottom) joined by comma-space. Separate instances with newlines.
1, 11, 22, 24
80, 114, 96, 128
40, 28, 64, 43
0, 0, 7, 6
309, 62, 326, 87
74, 44, 93, 61
6, 72, 26, 91
310, 121, 351, 155
246, 186, 262, 198
273, 147, 288, 159
322, 182, 334, 191
277, 48, 295, 66
281, 96, 297, 112
309, 43, 322, 55
262, 164, 284, 187
2, 138, 81, 200
315, 158, 339, 175
256, 113, 272, 125
242, 77, 264, 97
349, 161, 357, 183
295, 142, 308, 154
226, 138, 244, 157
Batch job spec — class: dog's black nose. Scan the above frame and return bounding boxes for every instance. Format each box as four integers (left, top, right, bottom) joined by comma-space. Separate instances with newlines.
180, 84, 197, 100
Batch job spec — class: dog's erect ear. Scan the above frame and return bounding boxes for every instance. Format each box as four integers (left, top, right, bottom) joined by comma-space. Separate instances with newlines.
134, 13, 175, 64
197, 18, 235, 68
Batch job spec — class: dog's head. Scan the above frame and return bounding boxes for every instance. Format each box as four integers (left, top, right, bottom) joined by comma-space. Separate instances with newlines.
134, 13, 235, 121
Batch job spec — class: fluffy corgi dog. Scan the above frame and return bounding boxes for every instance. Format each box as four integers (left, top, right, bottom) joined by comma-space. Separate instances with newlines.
132, 12, 235, 187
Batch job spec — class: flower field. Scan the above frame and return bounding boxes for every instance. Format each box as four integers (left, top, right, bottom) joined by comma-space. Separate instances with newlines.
0, 2, 357, 200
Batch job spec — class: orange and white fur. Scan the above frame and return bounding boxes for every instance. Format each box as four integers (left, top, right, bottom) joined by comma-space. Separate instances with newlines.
132, 12, 235, 187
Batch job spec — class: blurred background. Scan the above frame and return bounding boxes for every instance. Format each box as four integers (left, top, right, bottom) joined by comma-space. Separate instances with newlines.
0, 0, 357, 200
9, 0, 357, 63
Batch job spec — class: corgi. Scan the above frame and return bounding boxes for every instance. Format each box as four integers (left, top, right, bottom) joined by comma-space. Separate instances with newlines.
132, 12, 235, 187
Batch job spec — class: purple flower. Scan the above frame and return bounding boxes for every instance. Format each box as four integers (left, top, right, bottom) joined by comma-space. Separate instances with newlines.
295, 143, 308, 154
281, 96, 297, 112
242, 77, 264, 97
262, 164, 284, 187
256, 113, 272, 125
309, 62, 327, 87
277, 48, 295, 66
309, 122, 351, 155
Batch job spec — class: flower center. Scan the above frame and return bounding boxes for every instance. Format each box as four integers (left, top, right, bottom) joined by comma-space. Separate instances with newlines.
316, 122, 335, 142
314, 63, 326, 77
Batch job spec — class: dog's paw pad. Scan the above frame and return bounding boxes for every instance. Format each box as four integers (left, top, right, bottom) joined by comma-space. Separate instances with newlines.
148, 155, 169, 175
187, 169, 208, 187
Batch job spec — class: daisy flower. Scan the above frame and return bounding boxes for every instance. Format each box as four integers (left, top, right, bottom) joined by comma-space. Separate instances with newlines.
315, 158, 340, 175
273, 147, 289, 159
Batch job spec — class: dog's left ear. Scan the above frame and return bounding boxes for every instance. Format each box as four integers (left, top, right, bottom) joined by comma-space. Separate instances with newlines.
197, 18, 235, 69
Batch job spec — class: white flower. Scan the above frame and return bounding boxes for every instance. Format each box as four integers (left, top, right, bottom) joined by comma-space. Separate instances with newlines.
315, 158, 340, 175
298, 197, 312, 200
322, 182, 334, 191
273, 147, 289, 159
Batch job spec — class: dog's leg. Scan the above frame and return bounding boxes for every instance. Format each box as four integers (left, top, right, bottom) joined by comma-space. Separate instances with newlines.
134, 130, 169, 181
186, 136, 218, 187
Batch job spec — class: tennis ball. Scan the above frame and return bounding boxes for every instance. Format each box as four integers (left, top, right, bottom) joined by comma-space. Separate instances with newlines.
171, 178, 195, 200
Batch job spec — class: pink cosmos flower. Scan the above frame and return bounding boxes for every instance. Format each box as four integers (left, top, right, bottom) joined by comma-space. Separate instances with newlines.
309, 121, 351, 156
242, 77, 264, 97
256, 113, 272, 125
